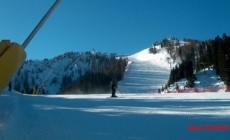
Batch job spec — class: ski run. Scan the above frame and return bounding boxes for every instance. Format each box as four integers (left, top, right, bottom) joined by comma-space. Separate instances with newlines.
0, 45, 230, 140
0, 91, 230, 140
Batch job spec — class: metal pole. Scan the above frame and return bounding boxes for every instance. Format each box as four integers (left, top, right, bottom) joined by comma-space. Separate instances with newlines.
22, 0, 61, 49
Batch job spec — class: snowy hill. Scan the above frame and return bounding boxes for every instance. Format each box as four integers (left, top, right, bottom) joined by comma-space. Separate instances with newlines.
12, 37, 227, 94
118, 47, 172, 93
168, 68, 225, 92
195, 68, 224, 88
129, 45, 175, 69
13, 52, 92, 94
13, 40, 180, 94
12, 52, 127, 94
1, 37, 230, 140
118, 37, 227, 93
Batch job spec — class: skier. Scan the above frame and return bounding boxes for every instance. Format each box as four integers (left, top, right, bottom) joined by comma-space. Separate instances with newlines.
8, 81, 12, 91
33, 84, 39, 94
158, 89, 161, 93
110, 79, 117, 97
42, 87, 45, 95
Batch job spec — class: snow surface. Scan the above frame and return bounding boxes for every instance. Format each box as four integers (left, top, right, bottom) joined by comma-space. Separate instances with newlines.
168, 68, 225, 93
1, 41, 229, 140
0, 91, 230, 140
118, 47, 173, 93
195, 68, 224, 87
129, 46, 173, 69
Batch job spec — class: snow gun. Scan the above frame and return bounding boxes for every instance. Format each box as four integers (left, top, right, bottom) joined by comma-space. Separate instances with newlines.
0, 0, 61, 94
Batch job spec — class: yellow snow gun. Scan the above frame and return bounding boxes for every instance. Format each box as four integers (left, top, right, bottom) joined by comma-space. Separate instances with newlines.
0, 41, 26, 93
0, 0, 61, 94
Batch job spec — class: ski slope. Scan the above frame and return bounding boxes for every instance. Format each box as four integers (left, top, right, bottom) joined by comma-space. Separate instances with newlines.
118, 61, 169, 93
0, 91, 230, 140
1, 46, 229, 140
118, 47, 172, 93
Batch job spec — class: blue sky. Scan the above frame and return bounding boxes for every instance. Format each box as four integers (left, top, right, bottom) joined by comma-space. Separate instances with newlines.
0, 0, 230, 60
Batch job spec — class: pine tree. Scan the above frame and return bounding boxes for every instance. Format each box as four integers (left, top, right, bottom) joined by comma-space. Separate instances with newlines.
206, 43, 213, 67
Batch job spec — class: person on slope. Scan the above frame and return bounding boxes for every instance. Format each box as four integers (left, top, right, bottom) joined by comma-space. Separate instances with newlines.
110, 79, 117, 97
33, 84, 39, 94
8, 81, 12, 91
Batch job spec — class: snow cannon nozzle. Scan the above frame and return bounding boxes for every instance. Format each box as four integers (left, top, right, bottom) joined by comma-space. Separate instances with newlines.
22, 0, 61, 49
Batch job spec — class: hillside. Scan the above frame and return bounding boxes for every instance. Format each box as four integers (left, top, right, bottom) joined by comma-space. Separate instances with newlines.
118, 35, 229, 93
167, 68, 226, 93
13, 41, 178, 94
12, 40, 178, 94
12, 52, 127, 94
166, 34, 230, 88
118, 47, 173, 93
1, 37, 230, 140
12, 35, 230, 94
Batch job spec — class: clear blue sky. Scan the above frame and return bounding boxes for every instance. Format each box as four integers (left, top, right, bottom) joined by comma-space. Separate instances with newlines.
0, 0, 230, 60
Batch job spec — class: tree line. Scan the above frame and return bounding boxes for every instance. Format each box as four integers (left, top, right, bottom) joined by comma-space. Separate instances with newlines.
60, 54, 128, 94
167, 34, 230, 87
13, 51, 128, 94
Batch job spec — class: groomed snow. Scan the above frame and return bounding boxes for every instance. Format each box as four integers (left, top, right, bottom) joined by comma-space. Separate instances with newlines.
118, 47, 172, 93
1, 44, 229, 140
0, 91, 230, 140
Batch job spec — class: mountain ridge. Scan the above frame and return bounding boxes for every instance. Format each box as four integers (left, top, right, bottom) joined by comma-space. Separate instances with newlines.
12, 51, 127, 94
12, 35, 230, 94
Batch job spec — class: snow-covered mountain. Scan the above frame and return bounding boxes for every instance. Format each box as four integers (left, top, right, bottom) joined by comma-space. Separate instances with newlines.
12, 37, 227, 94
118, 46, 174, 93
12, 51, 127, 94
13, 42, 178, 94
1, 37, 230, 140
13, 37, 180, 94
118, 37, 227, 93
13, 52, 91, 94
